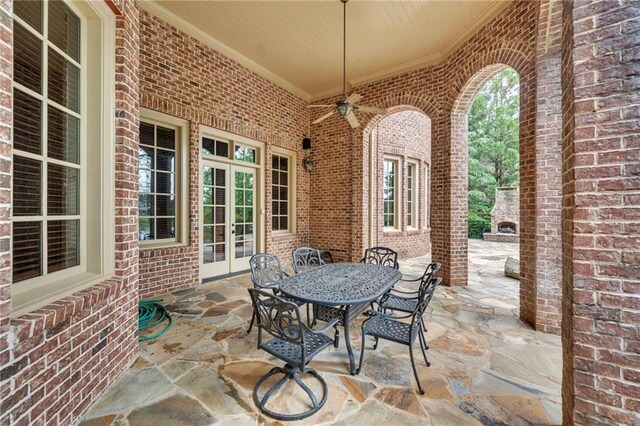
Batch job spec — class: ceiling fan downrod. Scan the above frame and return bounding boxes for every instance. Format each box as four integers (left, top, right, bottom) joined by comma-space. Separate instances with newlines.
336, 0, 353, 117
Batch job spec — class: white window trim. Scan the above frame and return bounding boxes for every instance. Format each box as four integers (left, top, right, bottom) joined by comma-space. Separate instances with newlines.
139, 108, 189, 248
423, 164, 430, 230
11, 0, 116, 317
271, 146, 297, 236
407, 160, 418, 230
383, 155, 401, 232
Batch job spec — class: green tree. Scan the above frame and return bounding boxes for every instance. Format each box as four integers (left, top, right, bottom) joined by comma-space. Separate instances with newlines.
468, 68, 520, 237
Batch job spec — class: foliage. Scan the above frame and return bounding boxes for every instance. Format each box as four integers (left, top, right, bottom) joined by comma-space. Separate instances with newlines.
468, 68, 520, 237
468, 212, 491, 239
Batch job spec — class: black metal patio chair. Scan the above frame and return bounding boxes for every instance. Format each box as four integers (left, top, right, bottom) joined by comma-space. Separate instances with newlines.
292, 246, 325, 274
247, 253, 309, 333
248, 288, 339, 421
361, 246, 400, 270
358, 277, 442, 394
377, 262, 441, 333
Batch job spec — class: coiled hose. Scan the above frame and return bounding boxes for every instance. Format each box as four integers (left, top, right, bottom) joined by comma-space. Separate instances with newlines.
138, 299, 173, 342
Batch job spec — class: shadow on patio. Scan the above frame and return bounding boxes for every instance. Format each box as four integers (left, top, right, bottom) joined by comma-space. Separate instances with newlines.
80, 240, 561, 425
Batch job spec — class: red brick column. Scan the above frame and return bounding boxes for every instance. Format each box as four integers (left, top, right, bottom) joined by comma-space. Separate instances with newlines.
534, 0, 564, 334
0, 0, 12, 414
562, 0, 640, 424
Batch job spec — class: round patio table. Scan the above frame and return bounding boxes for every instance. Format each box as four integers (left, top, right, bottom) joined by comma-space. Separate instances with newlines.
278, 262, 402, 375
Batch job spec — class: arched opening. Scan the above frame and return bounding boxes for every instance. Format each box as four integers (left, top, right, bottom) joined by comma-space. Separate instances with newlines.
451, 64, 525, 315
362, 107, 432, 262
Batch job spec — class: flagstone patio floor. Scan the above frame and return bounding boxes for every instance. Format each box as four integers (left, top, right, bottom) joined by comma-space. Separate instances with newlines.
80, 239, 562, 425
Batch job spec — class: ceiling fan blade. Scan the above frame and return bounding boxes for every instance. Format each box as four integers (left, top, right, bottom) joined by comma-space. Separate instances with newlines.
356, 106, 388, 114
308, 105, 335, 108
313, 110, 336, 124
346, 112, 360, 128
346, 93, 362, 104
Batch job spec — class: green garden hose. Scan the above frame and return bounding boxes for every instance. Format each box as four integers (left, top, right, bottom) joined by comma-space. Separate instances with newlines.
138, 299, 173, 342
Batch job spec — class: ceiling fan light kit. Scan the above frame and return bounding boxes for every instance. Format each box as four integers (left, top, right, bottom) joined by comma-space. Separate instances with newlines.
308, 0, 388, 128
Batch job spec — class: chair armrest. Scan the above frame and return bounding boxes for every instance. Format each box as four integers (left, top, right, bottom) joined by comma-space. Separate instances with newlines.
399, 276, 422, 282
307, 318, 340, 334
366, 310, 413, 321
389, 288, 419, 295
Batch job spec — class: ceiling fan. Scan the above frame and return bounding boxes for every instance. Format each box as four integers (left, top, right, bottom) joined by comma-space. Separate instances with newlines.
309, 0, 388, 128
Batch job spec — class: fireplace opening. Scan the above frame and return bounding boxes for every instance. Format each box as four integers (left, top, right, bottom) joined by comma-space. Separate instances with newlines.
498, 221, 517, 234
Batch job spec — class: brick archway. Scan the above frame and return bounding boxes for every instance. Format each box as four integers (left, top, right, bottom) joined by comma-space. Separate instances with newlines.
448, 60, 539, 329
353, 96, 439, 262
361, 105, 433, 258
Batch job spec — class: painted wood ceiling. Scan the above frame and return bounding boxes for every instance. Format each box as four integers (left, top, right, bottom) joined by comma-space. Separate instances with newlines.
144, 1, 513, 101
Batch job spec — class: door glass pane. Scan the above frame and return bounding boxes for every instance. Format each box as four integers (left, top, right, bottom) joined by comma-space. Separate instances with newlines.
204, 165, 226, 264
13, 222, 42, 283
203, 245, 214, 264
47, 220, 79, 273
233, 171, 255, 259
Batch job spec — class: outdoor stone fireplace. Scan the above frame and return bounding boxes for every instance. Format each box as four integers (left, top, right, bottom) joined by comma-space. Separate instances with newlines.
484, 187, 519, 243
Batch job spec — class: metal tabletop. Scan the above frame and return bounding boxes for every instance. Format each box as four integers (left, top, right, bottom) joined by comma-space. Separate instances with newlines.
278, 262, 401, 375
279, 263, 402, 306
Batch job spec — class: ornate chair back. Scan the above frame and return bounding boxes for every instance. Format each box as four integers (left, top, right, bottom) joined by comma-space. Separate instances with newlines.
361, 246, 399, 270
248, 288, 307, 366
292, 247, 325, 274
417, 263, 442, 295
411, 277, 442, 335
250, 253, 287, 290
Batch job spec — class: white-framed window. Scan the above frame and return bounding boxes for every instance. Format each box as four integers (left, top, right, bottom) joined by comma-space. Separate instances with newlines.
383, 157, 400, 230
424, 164, 430, 229
138, 110, 189, 246
11, 0, 116, 315
271, 147, 296, 234
407, 161, 418, 229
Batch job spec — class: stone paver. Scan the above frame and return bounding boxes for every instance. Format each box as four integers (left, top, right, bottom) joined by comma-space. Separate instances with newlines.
81, 240, 562, 425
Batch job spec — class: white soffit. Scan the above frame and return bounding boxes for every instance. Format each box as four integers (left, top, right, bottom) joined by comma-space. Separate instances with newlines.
141, 0, 513, 101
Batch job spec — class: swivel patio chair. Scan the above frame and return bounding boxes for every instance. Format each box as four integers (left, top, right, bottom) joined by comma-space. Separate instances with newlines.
358, 277, 442, 394
377, 262, 442, 333
247, 253, 309, 333
292, 246, 325, 274
361, 246, 400, 270
248, 288, 339, 421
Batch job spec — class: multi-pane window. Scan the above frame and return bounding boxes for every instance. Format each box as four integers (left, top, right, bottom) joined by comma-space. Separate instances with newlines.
12, 0, 82, 283
424, 165, 429, 229
139, 122, 178, 242
272, 154, 291, 232
234, 145, 256, 163
383, 159, 398, 229
407, 162, 417, 228
202, 137, 229, 158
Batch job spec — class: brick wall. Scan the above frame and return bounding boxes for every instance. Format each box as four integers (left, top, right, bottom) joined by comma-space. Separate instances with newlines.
0, 1, 141, 424
138, 9, 311, 295
562, 1, 640, 424
535, 0, 564, 335
0, 0, 13, 419
372, 111, 431, 259
310, 0, 538, 294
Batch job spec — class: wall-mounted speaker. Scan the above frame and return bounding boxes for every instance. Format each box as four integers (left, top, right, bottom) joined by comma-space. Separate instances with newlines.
302, 137, 311, 150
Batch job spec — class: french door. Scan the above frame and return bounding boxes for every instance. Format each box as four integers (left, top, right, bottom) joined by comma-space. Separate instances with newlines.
201, 160, 257, 277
